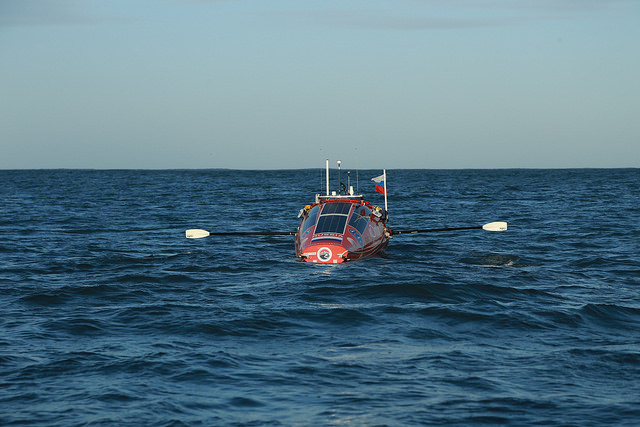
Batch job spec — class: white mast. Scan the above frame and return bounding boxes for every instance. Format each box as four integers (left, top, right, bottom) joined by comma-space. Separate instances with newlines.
325, 159, 330, 196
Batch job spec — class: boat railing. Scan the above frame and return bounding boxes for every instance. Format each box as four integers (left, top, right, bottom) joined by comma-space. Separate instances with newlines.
315, 193, 364, 203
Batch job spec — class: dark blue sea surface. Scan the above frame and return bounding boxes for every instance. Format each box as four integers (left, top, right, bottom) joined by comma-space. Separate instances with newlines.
1, 168, 639, 426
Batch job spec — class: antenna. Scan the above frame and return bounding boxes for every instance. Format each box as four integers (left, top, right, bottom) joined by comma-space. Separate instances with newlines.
337, 160, 342, 194
354, 147, 359, 195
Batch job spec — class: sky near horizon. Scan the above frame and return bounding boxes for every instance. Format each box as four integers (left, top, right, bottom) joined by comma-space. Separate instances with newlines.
1, 0, 639, 169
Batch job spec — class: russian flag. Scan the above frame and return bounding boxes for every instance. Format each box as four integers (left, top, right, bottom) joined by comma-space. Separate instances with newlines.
371, 174, 386, 195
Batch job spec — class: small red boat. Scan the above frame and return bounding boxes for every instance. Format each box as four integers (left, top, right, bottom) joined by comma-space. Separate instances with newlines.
296, 197, 390, 263
295, 161, 390, 263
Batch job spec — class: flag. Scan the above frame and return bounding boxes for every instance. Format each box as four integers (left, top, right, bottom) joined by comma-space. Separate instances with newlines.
371, 174, 386, 195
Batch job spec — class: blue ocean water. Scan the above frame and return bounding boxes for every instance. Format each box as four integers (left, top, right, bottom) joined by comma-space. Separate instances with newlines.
1, 168, 639, 426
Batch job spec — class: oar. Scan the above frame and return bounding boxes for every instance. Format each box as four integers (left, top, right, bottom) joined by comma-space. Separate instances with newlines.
391, 221, 507, 235
186, 229, 296, 239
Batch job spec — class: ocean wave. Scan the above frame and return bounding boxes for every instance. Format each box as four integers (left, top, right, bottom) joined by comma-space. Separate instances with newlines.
2, 169, 639, 426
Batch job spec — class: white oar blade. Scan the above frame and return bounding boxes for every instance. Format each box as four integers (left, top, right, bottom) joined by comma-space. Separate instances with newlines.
186, 229, 211, 239
482, 221, 507, 231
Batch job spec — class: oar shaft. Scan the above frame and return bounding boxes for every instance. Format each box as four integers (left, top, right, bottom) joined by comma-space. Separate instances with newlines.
186, 228, 296, 238
207, 231, 296, 236
392, 226, 481, 235
392, 221, 507, 235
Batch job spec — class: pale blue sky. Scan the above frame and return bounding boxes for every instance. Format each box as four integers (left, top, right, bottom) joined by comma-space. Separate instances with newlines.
1, 0, 639, 169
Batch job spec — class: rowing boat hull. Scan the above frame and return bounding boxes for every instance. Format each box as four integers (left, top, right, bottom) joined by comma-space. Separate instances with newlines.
295, 199, 389, 263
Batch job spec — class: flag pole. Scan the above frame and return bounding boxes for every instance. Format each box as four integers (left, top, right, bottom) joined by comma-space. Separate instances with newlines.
383, 169, 388, 213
